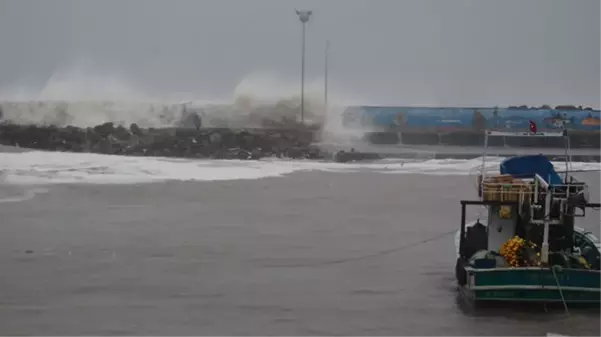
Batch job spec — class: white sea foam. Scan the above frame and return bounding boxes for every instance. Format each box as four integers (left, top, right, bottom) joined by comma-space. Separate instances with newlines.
0, 151, 598, 186
0, 186, 49, 203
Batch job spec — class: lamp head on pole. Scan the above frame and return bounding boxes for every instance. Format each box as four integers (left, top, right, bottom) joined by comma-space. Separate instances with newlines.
295, 10, 312, 23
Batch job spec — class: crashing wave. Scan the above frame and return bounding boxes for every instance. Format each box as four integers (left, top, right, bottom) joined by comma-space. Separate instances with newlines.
0, 99, 328, 130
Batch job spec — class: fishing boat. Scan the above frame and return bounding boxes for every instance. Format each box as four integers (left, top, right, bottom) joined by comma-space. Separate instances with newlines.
454, 126, 601, 304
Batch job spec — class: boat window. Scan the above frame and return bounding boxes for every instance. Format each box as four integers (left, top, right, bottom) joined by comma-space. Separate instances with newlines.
574, 233, 583, 247
581, 242, 598, 256
585, 232, 600, 244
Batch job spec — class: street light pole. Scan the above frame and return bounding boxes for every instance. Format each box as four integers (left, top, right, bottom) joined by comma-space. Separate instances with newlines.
324, 40, 330, 116
295, 10, 312, 124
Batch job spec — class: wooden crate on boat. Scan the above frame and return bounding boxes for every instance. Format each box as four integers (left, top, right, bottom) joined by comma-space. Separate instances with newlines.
480, 175, 532, 202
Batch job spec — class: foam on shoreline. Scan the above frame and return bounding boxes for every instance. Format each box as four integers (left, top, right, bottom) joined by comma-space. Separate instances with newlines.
1, 150, 598, 185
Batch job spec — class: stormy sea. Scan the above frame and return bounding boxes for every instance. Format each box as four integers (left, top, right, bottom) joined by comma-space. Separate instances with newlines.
0, 72, 599, 335
1, 138, 600, 335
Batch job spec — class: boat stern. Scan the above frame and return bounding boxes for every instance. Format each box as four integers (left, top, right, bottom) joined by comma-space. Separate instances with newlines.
463, 267, 601, 304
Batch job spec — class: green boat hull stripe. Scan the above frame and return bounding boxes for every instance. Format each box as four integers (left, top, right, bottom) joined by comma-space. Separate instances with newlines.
472, 285, 599, 292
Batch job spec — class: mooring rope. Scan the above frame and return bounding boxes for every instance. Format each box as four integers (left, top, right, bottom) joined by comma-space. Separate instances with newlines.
267, 229, 458, 268
551, 265, 570, 316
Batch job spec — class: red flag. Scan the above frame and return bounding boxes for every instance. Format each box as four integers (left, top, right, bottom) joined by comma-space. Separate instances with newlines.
529, 120, 537, 133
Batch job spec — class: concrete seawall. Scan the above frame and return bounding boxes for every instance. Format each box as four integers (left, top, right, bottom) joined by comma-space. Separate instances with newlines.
319, 142, 601, 163
365, 130, 600, 148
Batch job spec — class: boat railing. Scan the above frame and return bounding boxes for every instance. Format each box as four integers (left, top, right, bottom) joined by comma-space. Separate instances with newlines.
477, 173, 590, 222
478, 129, 570, 196
478, 179, 587, 199
534, 174, 549, 191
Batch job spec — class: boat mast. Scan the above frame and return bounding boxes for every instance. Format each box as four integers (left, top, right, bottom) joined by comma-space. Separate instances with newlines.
541, 178, 552, 264
480, 131, 490, 199
563, 128, 570, 182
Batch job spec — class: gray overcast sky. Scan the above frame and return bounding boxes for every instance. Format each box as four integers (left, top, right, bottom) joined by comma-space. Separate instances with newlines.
0, 0, 599, 107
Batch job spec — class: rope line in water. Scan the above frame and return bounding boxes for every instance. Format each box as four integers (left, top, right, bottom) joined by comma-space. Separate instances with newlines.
272, 229, 458, 268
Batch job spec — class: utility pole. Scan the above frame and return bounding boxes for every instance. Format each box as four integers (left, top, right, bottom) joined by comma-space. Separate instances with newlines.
295, 10, 312, 124
324, 40, 330, 116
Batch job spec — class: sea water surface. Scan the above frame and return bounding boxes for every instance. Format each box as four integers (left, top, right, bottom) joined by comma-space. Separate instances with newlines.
0, 147, 599, 335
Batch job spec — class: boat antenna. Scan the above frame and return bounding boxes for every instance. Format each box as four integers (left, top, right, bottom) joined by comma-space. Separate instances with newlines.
479, 130, 490, 199
562, 127, 570, 182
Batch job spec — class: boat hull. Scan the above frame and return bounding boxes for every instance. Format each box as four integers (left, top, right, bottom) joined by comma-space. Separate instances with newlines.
461, 267, 601, 304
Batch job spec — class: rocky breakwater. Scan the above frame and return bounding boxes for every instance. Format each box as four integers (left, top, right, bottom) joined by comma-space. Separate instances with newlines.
0, 122, 323, 160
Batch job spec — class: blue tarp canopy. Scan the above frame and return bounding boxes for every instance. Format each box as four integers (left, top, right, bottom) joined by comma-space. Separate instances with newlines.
499, 155, 563, 186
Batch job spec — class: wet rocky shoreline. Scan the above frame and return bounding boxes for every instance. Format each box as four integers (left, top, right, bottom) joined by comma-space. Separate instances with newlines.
0, 122, 322, 160
0, 122, 599, 162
